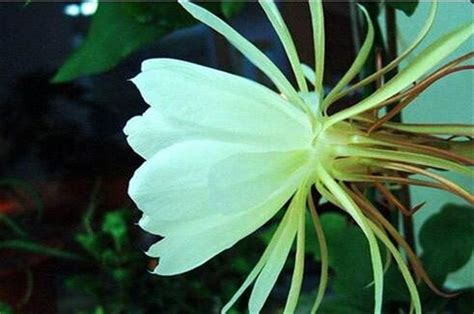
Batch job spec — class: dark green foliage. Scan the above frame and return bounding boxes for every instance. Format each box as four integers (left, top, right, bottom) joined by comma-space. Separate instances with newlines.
52, 2, 245, 83
300, 204, 474, 313
0, 301, 13, 314
386, 0, 419, 17
66, 207, 257, 313
221, 1, 247, 19
420, 204, 474, 286
420, 204, 474, 282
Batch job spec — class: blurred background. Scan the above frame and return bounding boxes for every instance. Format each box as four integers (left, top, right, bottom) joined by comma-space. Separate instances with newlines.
0, 1, 472, 313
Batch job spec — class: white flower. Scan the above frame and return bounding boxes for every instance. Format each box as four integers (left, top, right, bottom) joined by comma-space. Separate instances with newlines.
124, 1, 473, 313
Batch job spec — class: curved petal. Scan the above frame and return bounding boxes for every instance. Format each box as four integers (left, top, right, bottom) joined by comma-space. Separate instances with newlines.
209, 150, 312, 213
124, 108, 185, 159
145, 179, 297, 276
128, 140, 243, 221
130, 59, 313, 153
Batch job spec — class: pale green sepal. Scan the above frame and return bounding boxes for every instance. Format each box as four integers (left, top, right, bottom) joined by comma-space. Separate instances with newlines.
316, 163, 383, 314
383, 122, 474, 137
340, 146, 473, 177
248, 203, 299, 313
329, 20, 474, 125
221, 205, 295, 313
322, 4, 374, 110
283, 197, 307, 313
309, 195, 328, 314
299, 91, 321, 117
329, 2, 437, 104
309, 0, 325, 96
368, 221, 422, 314
259, 0, 308, 93
179, 0, 305, 110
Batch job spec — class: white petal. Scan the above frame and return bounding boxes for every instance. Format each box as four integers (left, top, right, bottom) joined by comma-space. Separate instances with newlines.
146, 184, 295, 275
131, 59, 312, 152
123, 108, 183, 159
209, 150, 312, 213
128, 140, 242, 221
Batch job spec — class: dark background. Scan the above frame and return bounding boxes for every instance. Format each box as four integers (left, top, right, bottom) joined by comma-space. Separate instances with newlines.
0, 2, 356, 313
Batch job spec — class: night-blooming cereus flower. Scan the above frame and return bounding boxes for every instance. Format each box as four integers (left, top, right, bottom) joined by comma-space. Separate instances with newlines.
124, 1, 474, 313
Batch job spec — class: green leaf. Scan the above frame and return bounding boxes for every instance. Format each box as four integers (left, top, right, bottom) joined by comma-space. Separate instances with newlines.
0, 239, 84, 260
112, 268, 132, 284
387, 1, 419, 17
102, 210, 128, 250
94, 306, 105, 314
101, 248, 120, 266
305, 212, 374, 304
75, 232, 100, 255
419, 204, 474, 284
0, 302, 13, 314
52, 2, 209, 83
65, 274, 102, 297
322, 215, 373, 300
221, 1, 246, 19
318, 296, 369, 314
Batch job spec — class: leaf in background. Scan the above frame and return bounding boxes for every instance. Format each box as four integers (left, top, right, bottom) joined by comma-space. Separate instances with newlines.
75, 232, 100, 256
318, 296, 370, 314
419, 204, 474, 285
102, 210, 128, 250
0, 302, 13, 314
386, 0, 419, 17
304, 212, 374, 310
221, 1, 246, 19
65, 274, 102, 297
52, 2, 243, 83
53, 3, 174, 83
320, 214, 373, 301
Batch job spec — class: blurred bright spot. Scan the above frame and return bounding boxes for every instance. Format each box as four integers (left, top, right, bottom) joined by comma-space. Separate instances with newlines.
64, 0, 98, 17
64, 4, 80, 17
80, 0, 98, 16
